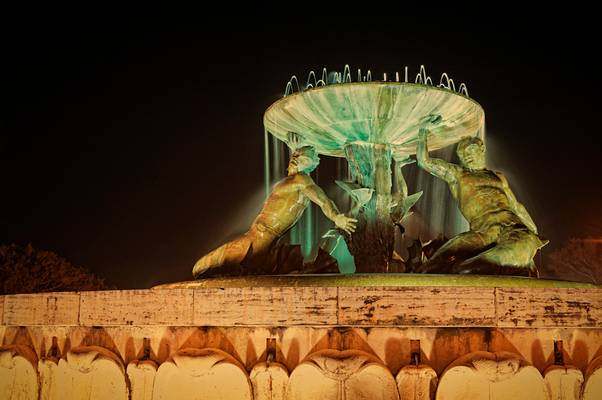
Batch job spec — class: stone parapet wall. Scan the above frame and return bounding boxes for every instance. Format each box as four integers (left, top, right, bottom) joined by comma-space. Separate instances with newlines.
2, 286, 601, 328
1, 285, 601, 399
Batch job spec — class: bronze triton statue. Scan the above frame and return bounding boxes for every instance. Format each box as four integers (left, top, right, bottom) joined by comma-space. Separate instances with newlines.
415, 120, 548, 276
192, 145, 357, 278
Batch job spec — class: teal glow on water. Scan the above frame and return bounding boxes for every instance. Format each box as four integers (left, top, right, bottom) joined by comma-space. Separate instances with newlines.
399, 144, 469, 249
303, 200, 314, 261
330, 234, 356, 273
264, 129, 269, 199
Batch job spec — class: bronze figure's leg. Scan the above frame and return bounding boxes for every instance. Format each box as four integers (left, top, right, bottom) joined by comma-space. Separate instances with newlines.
192, 234, 252, 278
417, 231, 491, 273
455, 227, 544, 277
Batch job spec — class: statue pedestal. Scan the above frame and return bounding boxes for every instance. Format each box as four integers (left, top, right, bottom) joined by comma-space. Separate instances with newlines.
1, 275, 601, 399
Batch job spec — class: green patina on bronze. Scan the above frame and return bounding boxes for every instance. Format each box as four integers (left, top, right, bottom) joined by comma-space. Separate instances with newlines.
416, 131, 547, 276
192, 146, 357, 278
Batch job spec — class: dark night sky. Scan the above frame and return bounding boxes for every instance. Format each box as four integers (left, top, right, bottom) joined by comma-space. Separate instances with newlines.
2, 27, 601, 289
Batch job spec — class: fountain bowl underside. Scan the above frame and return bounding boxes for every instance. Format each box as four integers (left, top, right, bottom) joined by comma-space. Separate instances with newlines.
263, 82, 485, 157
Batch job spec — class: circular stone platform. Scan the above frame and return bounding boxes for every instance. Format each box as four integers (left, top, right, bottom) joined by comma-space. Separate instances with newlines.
153, 274, 599, 289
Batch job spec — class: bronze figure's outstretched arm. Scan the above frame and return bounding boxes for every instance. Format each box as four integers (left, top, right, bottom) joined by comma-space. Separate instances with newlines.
301, 176, 357, 235
416, 127, 460, 186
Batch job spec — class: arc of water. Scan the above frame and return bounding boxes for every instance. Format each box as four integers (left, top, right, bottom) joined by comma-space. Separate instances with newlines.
449, 78, 456, 92
310, 68, 326, 87
291, 76, 300, 92
439, 73, 456, 92
306, 71, 317, 90
264, 129, 270, 199
420, 65, 430, 85
343, 64, 352, 83
415, 74, 422, 84
329, 71, 342, 84
415, 65, 434, 86
285, 76, 301, 96
285, 64, 470, 98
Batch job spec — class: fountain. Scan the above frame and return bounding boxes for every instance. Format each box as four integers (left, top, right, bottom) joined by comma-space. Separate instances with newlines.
263, 65, 484, 273
2, 65, 600, 400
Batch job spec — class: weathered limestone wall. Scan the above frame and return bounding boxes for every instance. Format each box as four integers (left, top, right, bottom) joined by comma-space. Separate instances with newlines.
3, 287, 601, 328
1, 286, 601, 399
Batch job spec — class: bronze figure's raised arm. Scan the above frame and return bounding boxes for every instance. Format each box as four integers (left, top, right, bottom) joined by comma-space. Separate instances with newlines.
192, 146, 357, 278
415, 127, 548, 276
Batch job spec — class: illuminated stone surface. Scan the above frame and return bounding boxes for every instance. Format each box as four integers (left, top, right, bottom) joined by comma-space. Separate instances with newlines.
38, 359, 58, 400
192, 286, 338, 326
49, 346, 127, 400
0, 284, 601, 399
250, 362, 288, 400
436, 351, 549, 400
127, 360, 157, 400
79, 289, 193, 326
543, 365, 583, 400
3, 293, 79, 326
396, 364, 437, 400
285, 350, 399, 400
0, 345, 38, 400
152, 348, 252, 400
582, 356, 602, 400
